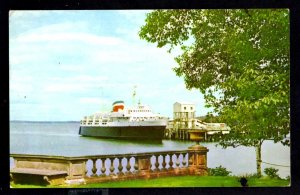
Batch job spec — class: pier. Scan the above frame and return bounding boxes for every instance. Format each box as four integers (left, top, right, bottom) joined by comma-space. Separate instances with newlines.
10, 144, 209, 186
164, 102, 231, 141
165, 122, 231, 141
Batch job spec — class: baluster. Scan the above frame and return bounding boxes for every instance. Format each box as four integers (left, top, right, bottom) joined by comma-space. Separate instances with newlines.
154, 155, 160, 171
134, 156, 139, 173
188, 152, 193, 166
109, 158, 115, 175
118, 157, 124, 175
162, 154, 167, 170
168, 154, 174, 170
100, 158, 107, 176
182, 153, 187, 167
188, 153, 191, 167
92, 159, 97, 176
85, 160, 88, 176
149, 155, 154, 172
175, 153, 180, 168
126, 156, 131, 174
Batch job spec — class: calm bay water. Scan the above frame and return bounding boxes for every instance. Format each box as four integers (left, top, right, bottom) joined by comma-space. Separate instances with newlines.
10, 121, 290, 178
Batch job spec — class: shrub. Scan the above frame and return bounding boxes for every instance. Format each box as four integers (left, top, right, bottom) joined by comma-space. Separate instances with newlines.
238, 173, 260, 179
264, 167, 280, 179
208, 165, 231, 176
239, 177, 248, 187
285, 175, 290, 181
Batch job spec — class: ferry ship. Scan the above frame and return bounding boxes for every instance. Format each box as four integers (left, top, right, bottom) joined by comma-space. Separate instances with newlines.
79, 100, 168, 140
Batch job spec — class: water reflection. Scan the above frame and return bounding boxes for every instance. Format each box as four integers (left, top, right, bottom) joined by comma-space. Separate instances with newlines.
80, 136, 163, 145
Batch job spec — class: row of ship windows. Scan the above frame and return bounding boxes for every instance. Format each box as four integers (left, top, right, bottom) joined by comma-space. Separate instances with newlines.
87, 123, 107, 125
129, 110, 151, 113
82, 119, 107, 121
81, 116, 157, 124
82, 117, 155, 122
81, 121, 107, 125
132, 117, 155, 119
81, 120, 107, 123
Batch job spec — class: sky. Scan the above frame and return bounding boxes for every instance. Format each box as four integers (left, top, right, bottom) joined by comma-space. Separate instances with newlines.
9, 10, 213, 121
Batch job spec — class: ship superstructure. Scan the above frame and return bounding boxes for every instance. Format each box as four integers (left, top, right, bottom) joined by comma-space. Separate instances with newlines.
79, 100, 168, 139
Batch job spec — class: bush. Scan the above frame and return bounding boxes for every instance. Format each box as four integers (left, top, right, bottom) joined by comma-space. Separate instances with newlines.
239, 177, 248, 187
285, 175, 290, 181
264, 167, 280, 179
238, 173, 260, 179
208, 166, 231, 176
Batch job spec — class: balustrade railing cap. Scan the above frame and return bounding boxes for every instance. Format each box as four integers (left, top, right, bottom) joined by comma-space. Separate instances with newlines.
10, 149, 190, 160
188, 145, 209, 151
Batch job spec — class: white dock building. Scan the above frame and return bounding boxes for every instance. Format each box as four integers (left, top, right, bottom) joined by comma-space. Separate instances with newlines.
166, 102, 231, 141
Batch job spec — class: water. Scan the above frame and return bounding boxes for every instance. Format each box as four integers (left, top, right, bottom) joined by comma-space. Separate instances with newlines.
10, 121, 290, 178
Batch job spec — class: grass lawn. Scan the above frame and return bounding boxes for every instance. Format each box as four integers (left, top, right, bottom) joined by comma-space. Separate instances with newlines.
10, 175, 290, 188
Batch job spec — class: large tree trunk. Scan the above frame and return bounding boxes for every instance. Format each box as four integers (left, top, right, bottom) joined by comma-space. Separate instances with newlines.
255, 142, 262, 177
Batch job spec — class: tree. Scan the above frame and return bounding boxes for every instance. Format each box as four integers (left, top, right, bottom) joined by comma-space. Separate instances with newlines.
139, 9, 290, 176
203, 113, 219, 123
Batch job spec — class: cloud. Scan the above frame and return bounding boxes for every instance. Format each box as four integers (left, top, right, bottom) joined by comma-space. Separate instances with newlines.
9, 11, 210, 121
59, 64, 86, 72
10, 20, 126, 66
44, 83, 82, 93
43, 76, 108, 93
9, 73, 34, 94
9, 10, 51, 19
10, 82, 34, 95
79, 97, 110, 105
116, 10, 151, 23
16, 32, 123, 46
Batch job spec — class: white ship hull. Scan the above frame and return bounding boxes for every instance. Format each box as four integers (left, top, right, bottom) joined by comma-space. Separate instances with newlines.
79, 100, 168, 140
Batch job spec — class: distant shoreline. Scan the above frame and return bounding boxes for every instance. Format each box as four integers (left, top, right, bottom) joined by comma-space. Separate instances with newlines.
10, 120, 79, 123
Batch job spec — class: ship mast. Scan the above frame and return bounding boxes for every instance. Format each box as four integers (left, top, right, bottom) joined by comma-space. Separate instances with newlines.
100, 86, 104, 111
132, 85, 137, 106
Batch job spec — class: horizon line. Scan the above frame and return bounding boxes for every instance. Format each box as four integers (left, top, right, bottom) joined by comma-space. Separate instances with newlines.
10, 120, 80, 122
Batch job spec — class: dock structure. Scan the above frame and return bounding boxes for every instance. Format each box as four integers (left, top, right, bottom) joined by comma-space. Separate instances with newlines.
165, 102, 231, 141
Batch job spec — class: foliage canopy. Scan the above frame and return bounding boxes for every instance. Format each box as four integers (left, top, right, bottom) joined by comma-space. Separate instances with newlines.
139, 9, 290, 148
